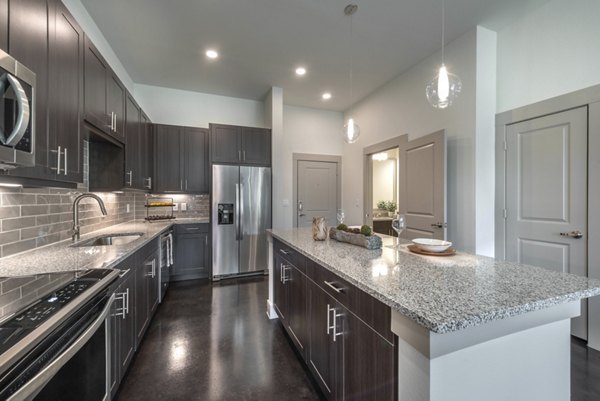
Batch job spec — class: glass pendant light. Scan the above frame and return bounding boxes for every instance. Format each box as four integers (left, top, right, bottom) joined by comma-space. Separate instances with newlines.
426, 0, 462, 109
343, 4, 360, 144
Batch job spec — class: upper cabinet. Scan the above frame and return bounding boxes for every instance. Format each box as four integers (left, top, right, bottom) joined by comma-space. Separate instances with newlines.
183, 127, 209, 193
48, 0, 84, 183
210, 123, 271, 166
154, 124, 209, 194
83, 35, 110, 135
125, 93, 140, 189
139, 112, 153, 190
108, 72, 126, 143
0, 0, 7, 52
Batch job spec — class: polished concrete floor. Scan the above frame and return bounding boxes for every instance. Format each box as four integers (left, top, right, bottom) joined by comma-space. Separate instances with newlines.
116, 277, 322, 401
117, 277, 600, 401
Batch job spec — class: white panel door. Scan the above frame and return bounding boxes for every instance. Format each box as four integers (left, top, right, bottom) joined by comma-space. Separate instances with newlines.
296, 160, 338, 228
505, 106, 588, 339
399, 130, 446, 240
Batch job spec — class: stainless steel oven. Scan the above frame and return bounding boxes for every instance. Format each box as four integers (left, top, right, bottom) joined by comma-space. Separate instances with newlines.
159, 230, 174, 303
0, 269, 119, 401
0, 49, 35, 169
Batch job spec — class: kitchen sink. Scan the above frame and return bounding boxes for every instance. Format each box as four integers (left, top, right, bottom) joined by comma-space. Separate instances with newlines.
72, 233, 144, 247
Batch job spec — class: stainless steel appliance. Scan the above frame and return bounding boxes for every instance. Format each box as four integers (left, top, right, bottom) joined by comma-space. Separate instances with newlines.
0, 49, 36, 169
212, 165, 271, 279
158, 230, 174, 302
0, 269, 119, 401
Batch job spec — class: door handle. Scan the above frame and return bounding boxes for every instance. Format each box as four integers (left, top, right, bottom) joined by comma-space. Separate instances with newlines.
63, 147, 68, 175
324, 281, 344, 294
2, 74, 30, 146
235, 183, 240, 241
560, 230, 583, 239
51, 146, 62, 174
240, 183, 244, 241
431, 222, 447, 228
298, 201, 306, 217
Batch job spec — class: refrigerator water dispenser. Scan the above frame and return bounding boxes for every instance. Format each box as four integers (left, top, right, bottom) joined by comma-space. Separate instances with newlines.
218, 204, 234, 224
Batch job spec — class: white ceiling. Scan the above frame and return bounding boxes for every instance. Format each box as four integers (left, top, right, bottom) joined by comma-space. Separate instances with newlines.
81, 0, 550, 111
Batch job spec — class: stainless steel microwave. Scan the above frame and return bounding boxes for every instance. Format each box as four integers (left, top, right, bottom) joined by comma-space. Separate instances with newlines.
0, 49, 35, 169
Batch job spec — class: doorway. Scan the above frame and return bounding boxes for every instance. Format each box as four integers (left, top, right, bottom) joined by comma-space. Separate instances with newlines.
293, 154, 341, 228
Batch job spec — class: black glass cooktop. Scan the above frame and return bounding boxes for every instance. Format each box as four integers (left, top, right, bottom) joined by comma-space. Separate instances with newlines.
0, 269, 114, 355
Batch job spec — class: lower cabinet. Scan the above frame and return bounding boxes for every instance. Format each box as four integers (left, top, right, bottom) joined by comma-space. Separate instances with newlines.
171, 223, 210, 281
273, 239, 397, 401
110, 239, 159, 398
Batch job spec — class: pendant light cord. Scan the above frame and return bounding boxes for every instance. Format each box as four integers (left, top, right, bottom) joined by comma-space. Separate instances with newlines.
441, 0, 445, 63
349, 12, 354, 110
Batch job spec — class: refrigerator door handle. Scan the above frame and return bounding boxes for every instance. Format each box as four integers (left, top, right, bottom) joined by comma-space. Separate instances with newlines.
240, 183, 244, 241
235, 183, 241, 241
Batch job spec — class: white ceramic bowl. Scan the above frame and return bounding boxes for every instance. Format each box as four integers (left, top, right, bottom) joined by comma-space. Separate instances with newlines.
411, 238, 453, 253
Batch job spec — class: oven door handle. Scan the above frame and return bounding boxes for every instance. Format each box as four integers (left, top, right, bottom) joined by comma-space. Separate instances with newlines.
7, 293, 115, 401
1, 73, 31, 147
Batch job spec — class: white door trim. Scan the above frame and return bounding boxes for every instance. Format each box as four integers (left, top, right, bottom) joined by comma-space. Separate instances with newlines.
292, 153, 342, 228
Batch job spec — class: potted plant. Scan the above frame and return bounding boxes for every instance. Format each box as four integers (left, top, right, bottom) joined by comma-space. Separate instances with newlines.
376, 200, 387, 211
385, 201, 397, 217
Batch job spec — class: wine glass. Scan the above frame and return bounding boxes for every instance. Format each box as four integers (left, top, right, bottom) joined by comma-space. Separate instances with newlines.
337, 209, 345, 225
391, 214, 406, 248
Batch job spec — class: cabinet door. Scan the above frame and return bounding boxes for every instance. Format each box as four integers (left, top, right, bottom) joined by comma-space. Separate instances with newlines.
49, 0, 83, 183
183, 127, 209, 193
273, 254, 288, 322
343, 311, 396, 401
210, 124, 241, 163
118, 270, 136, 382
287, 264, 307, 353
307, 281, 342, 401
140, 113, 152, 190
83, 35, 109, 133
0, 0, 7, 52
145, 251, 159, 315
154, 124, 183, 192
134, 257, 149, 347
171, 232, 209, 280
8, 0, 50, 179
108, 73, 126, 143
125, 94, 140, 188
109, 292, 119, 398
241, 127, 271, 165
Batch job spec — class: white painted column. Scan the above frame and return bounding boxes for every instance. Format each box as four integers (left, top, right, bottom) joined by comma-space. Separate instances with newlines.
392, 301, 579, 401
265, 87, 283, 319
587, 101, 600, 350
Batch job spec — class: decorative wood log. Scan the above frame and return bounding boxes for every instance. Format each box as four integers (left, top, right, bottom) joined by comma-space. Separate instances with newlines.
329, 228, 383, 250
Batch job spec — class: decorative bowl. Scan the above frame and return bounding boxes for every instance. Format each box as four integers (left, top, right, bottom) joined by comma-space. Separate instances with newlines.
411, 238, 453, 253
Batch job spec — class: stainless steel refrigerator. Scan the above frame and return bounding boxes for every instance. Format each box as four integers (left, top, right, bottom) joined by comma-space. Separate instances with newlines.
212, 165, 272, 279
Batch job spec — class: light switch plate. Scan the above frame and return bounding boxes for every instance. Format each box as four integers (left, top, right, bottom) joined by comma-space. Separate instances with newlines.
181, 202, 187, 211
173, 203, 179, 211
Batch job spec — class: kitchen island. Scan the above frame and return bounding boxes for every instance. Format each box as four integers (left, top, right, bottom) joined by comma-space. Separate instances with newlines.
267, 227, 600, 401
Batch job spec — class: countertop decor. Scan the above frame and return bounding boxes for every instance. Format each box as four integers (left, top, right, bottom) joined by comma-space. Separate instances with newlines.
329, 227, 382, 250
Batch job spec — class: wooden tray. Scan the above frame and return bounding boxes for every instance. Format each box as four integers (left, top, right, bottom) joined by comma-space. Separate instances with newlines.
407, 244, 456, 257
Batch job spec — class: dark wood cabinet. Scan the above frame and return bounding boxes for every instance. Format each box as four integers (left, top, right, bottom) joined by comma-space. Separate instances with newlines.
241, 127, 271, 165
125, 93, 140, 189
0, 0, 7, 52
154, 124, 183, 192
210, 123, 271, 166
154, 124, 209, 193
171, 223, 209, 281
273, 239, 396, 401
307, 280, 342, 401
183, 127, 209, 192
108, 72, 126, 142
373, 219, 396, 237
48, 0, 83, 183
139, 112, 153, 190
134, 252, 149, 347
273, 254, 289, 322
116, 268, 135, 383
83, 34, 109, 135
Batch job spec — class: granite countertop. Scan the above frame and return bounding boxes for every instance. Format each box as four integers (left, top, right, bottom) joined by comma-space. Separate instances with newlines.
372, 217, 393, 221
0, 218, 209, 277
269, 227, 600, 334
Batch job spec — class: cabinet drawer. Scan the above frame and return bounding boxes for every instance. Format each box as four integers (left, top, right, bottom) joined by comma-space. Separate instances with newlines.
174, 223, 209, 235
273, 239, 305, 274
309, 260, 394, 343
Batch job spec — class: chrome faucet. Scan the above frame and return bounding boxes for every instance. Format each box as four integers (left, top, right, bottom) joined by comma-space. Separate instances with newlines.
71, 193, 108, 241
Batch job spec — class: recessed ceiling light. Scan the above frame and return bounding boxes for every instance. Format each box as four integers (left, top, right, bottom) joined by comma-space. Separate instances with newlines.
295, 67, 307, 76
206, 49, 219, 59
322, 92, 332, 100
